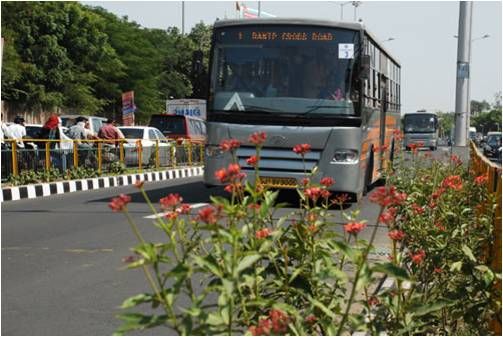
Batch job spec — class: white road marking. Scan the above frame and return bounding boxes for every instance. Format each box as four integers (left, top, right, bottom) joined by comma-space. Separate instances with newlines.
143, 203, 209, 219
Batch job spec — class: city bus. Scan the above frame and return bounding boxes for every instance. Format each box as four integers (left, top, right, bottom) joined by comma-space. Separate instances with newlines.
201, 18, 401, 199
403, 110, 438, 151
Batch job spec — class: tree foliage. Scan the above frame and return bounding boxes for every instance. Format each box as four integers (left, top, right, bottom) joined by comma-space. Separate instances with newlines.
1, 2, 213, 123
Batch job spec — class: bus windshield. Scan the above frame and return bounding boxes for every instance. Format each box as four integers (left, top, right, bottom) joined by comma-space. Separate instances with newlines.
210, 25, 359, 116
404, 114, 437, 133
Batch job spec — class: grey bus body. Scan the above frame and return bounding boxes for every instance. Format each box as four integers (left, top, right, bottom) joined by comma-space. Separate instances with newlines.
203, 18, 401, 199
403, 112, 439, 150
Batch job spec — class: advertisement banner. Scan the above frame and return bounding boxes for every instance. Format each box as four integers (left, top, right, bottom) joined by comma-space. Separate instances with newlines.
122, 91, 136, 126
166, 99, 206, 120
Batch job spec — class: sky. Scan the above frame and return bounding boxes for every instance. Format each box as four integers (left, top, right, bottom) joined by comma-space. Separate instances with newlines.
83, 0, 502, 113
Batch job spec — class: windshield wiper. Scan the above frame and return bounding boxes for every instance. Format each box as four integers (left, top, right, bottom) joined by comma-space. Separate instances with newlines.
242, 105, 282, 113
300, 105, 347, 116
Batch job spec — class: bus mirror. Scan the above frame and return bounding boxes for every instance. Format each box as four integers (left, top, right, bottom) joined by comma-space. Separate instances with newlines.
359, 55, 371, 80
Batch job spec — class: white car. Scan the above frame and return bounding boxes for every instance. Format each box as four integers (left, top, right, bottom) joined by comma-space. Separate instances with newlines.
118, 126, 173, 166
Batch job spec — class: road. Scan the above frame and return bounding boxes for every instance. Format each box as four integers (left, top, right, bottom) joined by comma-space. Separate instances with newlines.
1, 146, 467, 335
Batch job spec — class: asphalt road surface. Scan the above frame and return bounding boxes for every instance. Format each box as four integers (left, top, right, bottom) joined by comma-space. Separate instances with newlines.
1, 146, 467, 335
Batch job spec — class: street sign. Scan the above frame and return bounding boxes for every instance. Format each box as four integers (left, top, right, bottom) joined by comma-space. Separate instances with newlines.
166, 99, 206, 120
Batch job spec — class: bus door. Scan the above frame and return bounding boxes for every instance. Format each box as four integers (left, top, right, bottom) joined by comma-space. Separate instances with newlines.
379, 74, 388, 170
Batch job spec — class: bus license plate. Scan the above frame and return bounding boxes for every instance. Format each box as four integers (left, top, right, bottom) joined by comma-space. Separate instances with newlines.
259, 176, 297, 189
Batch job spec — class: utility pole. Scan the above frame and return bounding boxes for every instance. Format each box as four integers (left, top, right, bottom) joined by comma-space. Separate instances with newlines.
454, 1, 472, 146
181, 1, 185, 35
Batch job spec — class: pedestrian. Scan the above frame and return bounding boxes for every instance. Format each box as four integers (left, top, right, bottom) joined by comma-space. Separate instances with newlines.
98, 118, 125, 163
7, 116, 26, 149
98, 118, 124, 146
68, 116, 97, 167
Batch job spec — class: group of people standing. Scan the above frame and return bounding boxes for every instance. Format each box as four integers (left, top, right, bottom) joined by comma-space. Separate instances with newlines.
1, 113, 126, 175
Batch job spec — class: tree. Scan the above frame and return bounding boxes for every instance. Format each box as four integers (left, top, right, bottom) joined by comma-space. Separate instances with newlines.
470, 99, 491, 115
437, 111, 455, 138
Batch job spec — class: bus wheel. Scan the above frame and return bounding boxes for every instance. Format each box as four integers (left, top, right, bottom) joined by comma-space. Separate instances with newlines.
430, 146, 437, 151
363, 152, 374, 196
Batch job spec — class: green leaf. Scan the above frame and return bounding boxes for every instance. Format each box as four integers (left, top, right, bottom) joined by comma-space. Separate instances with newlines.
193, 255, 222, 278
236, 254, 261, 274
206, 312, 224, 326
309, 298, 336, 319
461, 244, 477, 262
372, 262, 410, 280
115, 313, 168, 335
409, 299, 453, 316
120, 293, 154, 309
331, 241, 356, 260
289, 267, 304, 284
450, 261, 463, 272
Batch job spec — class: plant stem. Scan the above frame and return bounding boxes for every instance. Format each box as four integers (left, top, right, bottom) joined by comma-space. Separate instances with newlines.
336, 206, 384, 335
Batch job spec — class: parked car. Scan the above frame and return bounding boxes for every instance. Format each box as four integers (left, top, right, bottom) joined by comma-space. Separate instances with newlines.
149, 114, 206, 144
118, 126, 173, 166
483, 132, 502, 161
60, 115, 107, 135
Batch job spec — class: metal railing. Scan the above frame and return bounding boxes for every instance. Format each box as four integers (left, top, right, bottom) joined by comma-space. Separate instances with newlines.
469, 141, 501, 335
1, 139, 205, 180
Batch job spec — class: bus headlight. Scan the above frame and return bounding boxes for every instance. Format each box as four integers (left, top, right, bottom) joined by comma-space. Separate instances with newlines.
206, 145, 224, 158
331, 149, 359, 163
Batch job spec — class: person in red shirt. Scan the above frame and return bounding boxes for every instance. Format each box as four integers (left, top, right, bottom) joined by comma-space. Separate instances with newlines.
98, 118, 124, 146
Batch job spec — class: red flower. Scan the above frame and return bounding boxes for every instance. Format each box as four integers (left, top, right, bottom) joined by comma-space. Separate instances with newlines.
434, 267, 443, 273
379, 207, 397, 225
410, 249, 426, 265
474, 174, 488, 185
308, 224, 318, 233
301, 177, 310, 186
134, 180, 144, 189
388, 229, 406, 241
165, 211, 178, 220
304, 187, 322, 201
293, 143, 311, 155
442, 175, 463, 190
224, 182, 243, 194
305, 314, 318, 325
122, 255, 136, 263
411, 203, 425, 215
320, 176, 335, 187
109, 194, 131, 212
248, 203, 261, 211
249, 131, 267, 146
178, 203, 191, 214
332, 193, 350, 205
246, 155, 258, 167
197, 206, 218, 224
269, 309, 289, 334
367, 296, 380, 306
160, 193, 183, 209
450, 154, 462, 166
227, 163, 241, 176
320, 189, 331, 199
255, 228, 272, 239
369, 186, 407, 207
344, 222, 366, 235
431, 187, 445, 200
393, 129, 403, 141
434, 221, 446, 232
219, 138, 241, 152
214, 168, 228, 183
249, 318, 272, 336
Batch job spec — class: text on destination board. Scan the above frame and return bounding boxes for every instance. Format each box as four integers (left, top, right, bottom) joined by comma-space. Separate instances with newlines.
247, 31, 334, 41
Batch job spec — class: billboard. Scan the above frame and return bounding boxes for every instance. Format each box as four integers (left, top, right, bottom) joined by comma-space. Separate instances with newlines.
166, 99, 206, 120
122, 91, 136, 126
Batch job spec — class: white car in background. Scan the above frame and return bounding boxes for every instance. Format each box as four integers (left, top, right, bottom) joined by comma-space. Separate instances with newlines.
118, 126, 173, 166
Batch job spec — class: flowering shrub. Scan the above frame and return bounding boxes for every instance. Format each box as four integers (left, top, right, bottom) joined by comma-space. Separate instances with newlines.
369, 143, 500, 335
112, 132, 499, 336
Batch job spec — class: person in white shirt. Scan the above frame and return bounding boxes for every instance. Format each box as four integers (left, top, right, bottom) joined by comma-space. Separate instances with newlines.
7, 116, 26, 148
